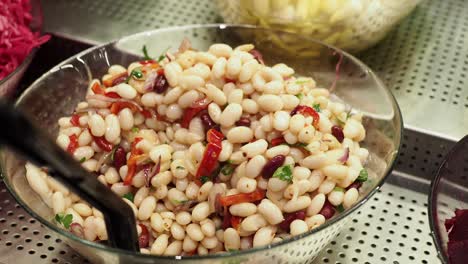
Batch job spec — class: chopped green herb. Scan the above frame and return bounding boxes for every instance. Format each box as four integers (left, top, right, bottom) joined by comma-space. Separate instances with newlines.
296, 79, 311, 85
356, 168, 368, 182
172, 199, 188, 205
200, 176, 210, 184
336, 117, 346, 126
288, 142, 308, 148
346, 109, 352, 119
131, 127, 139, 133
221, 164, 235, 176
295, 93, 304, 100
333, 187, 345, 192
123, 193, 134, 202
142, 45, 152, 60
336, 204, 345, 213
79, 157, 86, 163
227, 249, 239, 253
55, 213, 73, 229
312, 103, 321, 112
272, 165, 293, 183
176, 166, 185, 170
157, 47, 171, 62
125, 68, 143, 83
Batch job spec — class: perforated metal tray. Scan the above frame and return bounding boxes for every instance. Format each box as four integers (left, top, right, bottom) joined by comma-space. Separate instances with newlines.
1, 0, 466, 262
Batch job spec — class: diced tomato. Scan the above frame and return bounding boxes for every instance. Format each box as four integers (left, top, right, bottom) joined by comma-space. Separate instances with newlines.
67, 134, 78, 154
140, 109, 153, 118
92, 136, 113, 152
104, 92, 121, 98
231, 216, 242, 230
138, 224, 149, 248
219, 189, 266, 207
110, 101, 140, 114
123, 138, 144, 186
180, 98, 210, 128
157, 68, 164, 75
271, 137, 285, 147
290, 105, 320, 128
139, 60, 155, 65
91, 82, 105, 95
70, 114, 80, 126
103, 72, 128, 87
207, 128, 224, 146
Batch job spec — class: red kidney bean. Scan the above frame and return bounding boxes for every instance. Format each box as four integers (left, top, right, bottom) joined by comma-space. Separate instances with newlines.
319, 201, 336, 219
235, 117, 251, 127
279, 211, 306, 231
347, 181, 362, 190
138, 224, 149, 248
154, 74, 169, 94
261, 155, 286, 179
249, 49, 264, 64
70, 223, 84, 239
113, 146, 126, 170
200, 110, 217, 131
331, 125, 344, 143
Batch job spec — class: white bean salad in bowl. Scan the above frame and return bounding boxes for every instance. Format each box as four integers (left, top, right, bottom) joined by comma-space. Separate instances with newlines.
25, 40, 370, 256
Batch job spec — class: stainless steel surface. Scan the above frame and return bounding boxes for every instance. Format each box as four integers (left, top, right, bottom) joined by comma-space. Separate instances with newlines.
42, 0, 468, 141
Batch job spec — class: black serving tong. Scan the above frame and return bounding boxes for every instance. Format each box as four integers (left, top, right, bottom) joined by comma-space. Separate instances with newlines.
0, 99, 139, 252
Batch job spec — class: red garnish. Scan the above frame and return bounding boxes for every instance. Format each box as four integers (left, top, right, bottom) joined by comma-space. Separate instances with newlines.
231, 215, 242, 230
67, 134, 78, 154
222, 206, 232, 230
70, 114, 80, 126
195, 129, 224, 184
181, 98, 211, 128
139, 60, 155, 65
290, 105, 320, 128
103, 72, 128, 87
319, 201, 336, 219
113, 146, 126, 170
69, 223, 84, 239
138, 224, 149, 248
91, 82, 105, 95
331, 125, 344, 143
123, 138, 144, 185
92, 135, 114, 152
219, 189, 265, 207
271, 137, 286, 147
235, 117, 251, 127
279, 211, 306, 231
145, 156, 161, 187
110, 101, 140, 114
104, 92, 121, 98
249, 49, 264, 64
225, 78, 236, 83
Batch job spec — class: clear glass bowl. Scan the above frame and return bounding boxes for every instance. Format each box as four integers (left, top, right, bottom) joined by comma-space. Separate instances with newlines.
215, 0, 421, 53
0, 0, 46, 97
429, 136, 468, 264
1, 25, 402, 263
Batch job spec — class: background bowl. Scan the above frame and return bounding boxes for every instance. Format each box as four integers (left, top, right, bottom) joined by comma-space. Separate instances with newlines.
1, 25, 402, 263
215, 0, 421, 53
0, 0, 45, 97
429, 135, 468, 264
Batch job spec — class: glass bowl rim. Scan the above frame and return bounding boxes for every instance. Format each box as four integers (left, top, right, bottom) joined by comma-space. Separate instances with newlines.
2, 23, 403, 260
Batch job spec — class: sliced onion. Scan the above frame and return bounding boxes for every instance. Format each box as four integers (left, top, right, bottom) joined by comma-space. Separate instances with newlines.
95, 151, 113, 172
70, 223, 84, 239
145, 156, 161, 187
143, 70, 158, 91
177, 37, 192, 54
338, 147, 350, 164
191, 97, 211, 108
86, 94, 144, 113
208, 184, 226, 213
173, 200, 197, 213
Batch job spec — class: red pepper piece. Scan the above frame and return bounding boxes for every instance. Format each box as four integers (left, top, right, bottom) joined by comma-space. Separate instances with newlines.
70, 114, 80, 126
225, 78, 236, 83
91, 82, 105, 95
180, 98, 210, 128
110, 101, 140, 115
279, 211, 306, 231
207, 128, 224, 146
123, 138, 144, 185
103, 72, 128, 87
92, 135, 114, 152
139, 60, 155, 65
222, 206, 232, 230
219, 189, 266, 207
67, 134, 78, 154
290, 105, 320, 128
231, 216, 242, 230
104, 92, 121, 98
271, 137, 285, 147
138, 224, 149, 248
195, 143, 222, 184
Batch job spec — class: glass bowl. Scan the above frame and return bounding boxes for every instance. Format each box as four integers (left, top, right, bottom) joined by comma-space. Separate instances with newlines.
215, 0, 421, 53
1, 24, 402, 263
429, 135, 468, 264
0, 0, 47, 97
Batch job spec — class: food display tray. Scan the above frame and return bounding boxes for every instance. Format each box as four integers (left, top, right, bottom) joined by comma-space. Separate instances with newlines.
1, 0, 466, 263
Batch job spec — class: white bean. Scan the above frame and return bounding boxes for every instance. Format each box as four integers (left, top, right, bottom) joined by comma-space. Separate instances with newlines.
115, 83, 137, 99
290, 219, 308, 236
104, 114, 120, 143
257, 94, 283, 112
283, 196, 312, 213
328, 190, 345, 206
212, 57, 227, 79
307, 193, 326, 216
245, 155, 267, 178
253, 226, 276, 248
227, 126, 253, 143
138, 196, 156, 220
118, 108, 134, 131
223, 228, 240, 250
88, 114, 106, 137
220, 103, 242, 127
257, 199, 284, 225
151, 234, 169, 255
229, 202, 257, 217
192, 202, 210, 222
187, 223, 204, 241
343, 188, 359, 209
240, 139, 268, 158
226, 56, 242, 79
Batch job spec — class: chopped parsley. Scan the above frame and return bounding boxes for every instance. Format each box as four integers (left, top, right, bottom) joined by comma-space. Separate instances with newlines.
312, 103, 321, 112
131, 127, 139, 133
272, 165, 293, 183
126, 68, 143, 83
333, 187, 345, 192
176, 166, 185, 170
79, 157, 86, 163
123, 193, 134, 202
296, 79, 311, 85
336, 117, 346, 126
172, 199, 188, 205
356, 168, 368, 182
200, 176, 210, 184
295, 93, 304, 100
55, 213, 73, 229
221, 163, 235, 176
142, 45, 152, 60
288, 142, 308, 149
336, 204, 345, 213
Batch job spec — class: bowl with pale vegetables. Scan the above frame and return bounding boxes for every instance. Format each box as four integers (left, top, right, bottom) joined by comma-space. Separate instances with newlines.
1, 25, 402, 263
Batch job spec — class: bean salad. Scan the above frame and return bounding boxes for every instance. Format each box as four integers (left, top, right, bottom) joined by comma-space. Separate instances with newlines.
25, 41, 369, 256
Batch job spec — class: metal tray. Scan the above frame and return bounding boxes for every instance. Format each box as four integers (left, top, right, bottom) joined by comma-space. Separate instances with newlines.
2, 0, 467, 262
